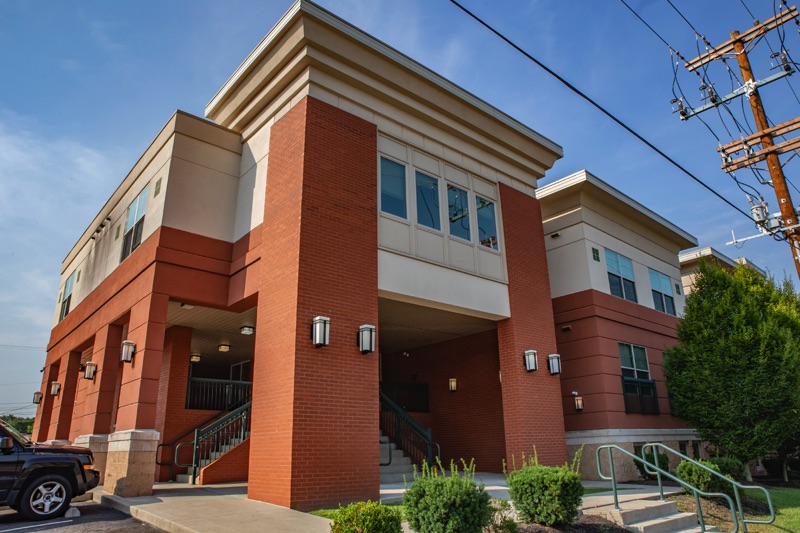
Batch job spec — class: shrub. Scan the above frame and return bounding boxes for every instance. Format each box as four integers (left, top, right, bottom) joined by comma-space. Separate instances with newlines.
507, 465, 583, 527
635, 450, 670, 480
403, 459, 492, 533
675, 459, 734, 496
485, 499, 518, 533
707, 456, 745, 482
330, 500, 402, 533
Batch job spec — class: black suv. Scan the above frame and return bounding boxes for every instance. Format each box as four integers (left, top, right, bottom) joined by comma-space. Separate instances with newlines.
0, 418, 99, 520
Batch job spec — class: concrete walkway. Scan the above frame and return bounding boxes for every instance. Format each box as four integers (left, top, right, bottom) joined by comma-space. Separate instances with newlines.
92, 477, 682, 533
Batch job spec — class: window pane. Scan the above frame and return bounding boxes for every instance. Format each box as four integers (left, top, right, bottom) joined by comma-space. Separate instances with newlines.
664, 295, 676, 316
649, 269, 661, 291
415, 172, 440, 230
633, 345, 648, 371
136, 185, 150, 222
380, 157, 407, 219
622, 278, 637, 303
636, 370, 651, 380
608, 273, 623, 298
652, 290, 665, 313
622, 368, 636, 378
605, 249, 621, 275
475, 196, 498, 250
63, 272, 76, 298
618, 343, 634, 368
448, 185, 470, 240
619, 255, 635, 280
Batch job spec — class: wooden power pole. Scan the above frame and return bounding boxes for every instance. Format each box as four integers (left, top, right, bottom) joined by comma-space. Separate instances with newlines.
684, 6, 800, 279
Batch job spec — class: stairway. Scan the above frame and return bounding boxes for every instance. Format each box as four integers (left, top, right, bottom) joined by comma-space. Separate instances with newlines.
380, 432, 416, 484
175, 430, 250, 483
584, 498, 719, 533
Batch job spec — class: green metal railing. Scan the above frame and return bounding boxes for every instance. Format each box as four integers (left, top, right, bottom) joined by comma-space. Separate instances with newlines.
596, 443, 775, 533
175, 400, 252, 484
379, 391, 439, 467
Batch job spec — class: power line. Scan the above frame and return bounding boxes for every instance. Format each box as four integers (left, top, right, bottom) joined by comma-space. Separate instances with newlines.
448, 0, 752, 221
0, 345, 44, 351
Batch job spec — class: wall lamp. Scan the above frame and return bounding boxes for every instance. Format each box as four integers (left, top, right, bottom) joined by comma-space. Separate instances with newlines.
83, 362, 97, 380
358, 324, 376, 354
548, 353, 562, 375
449, 378, 458, 392
572, 391, 584, 411
32, 391, 43, 404
121, 340, 136, 363
50, 381, 61, 397
311, 316, 330, 348
523, 349, 538, 372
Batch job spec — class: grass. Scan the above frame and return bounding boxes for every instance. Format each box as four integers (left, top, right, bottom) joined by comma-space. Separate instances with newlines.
309, 503, 405, 520
582, 487, 631, 495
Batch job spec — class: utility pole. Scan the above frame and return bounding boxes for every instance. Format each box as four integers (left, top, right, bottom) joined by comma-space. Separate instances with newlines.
683, 6, 800, 279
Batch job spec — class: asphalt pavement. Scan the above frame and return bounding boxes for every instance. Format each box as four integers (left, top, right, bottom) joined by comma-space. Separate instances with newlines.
0, 500, 162, 533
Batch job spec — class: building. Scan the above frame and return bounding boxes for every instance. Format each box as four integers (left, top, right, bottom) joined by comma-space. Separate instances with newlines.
536, 171, 703, 479
33, 0, 569, 510
679, 246, 765, 295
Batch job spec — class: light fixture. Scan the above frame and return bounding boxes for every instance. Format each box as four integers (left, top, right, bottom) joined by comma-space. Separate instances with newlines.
218, 344, 230, 353
523, 350, 538, 372
50, 381, 61, 397
311, 316, 330, 348
32, 391, 43, 404
357, 324, 376, 354
180, 303, 195, 310
572, 391, 584, 411
240, 326, 254, 335
548, 353, 562, 375
121, 340, 136, 363
190, 354, 201, 363
449, 378, 457, 392
83, 362, 97, 380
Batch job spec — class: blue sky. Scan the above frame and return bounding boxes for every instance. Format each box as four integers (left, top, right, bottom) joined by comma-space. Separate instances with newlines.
2, 0, 799, 419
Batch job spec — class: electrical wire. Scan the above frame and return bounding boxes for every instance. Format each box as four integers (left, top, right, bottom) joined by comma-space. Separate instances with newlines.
449, 0, 752, 221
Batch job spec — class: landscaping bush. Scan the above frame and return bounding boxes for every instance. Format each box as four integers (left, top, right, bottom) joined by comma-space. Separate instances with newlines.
403, 459, 492, 533
330, 500, 402, 533
635, 450, 670, 480
675, 459, 734, 496
485, 499, 518, 533
707, 457, 746, 482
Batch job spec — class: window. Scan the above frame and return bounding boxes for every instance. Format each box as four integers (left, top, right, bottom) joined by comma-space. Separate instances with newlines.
380, 157, 406, 219
415, 171, 440, 230
619, 342, 659, 414
448, 185, 470, 241
121, 185, 150, 262
58, 271, 76, 322
605, 249, 637, 303
649, 269, 676, 316
592, 248, 600, 262
475, 196, 499, 250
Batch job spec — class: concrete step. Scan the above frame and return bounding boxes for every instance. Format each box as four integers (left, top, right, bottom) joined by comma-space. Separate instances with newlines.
380, 452, 410, 464
609, 500, 681, 524
380, 463, 416, 475
674, 527, 719, 533
380, 471, 415, 484
626, 512, 701, 533
175, 474, 192, 483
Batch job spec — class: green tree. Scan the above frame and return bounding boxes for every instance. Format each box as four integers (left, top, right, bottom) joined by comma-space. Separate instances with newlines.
1, 415, 35, 434
664, 262, 800, 480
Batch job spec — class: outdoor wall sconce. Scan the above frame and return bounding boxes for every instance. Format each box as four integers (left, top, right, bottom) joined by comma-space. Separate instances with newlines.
218, 344, 230, 353
311, 316, 330, 348
358, 324, 376, 354
32, 391, 43, 404
449, 378, 458, 392
83, 362, 97, 381
523, 349, 538, 372
572, 391, 584, 411
548, 353, 562, 375
190, 354, 201, 363
240, 326, 254, 335
50, 381, 61, 397
121, 340, 136, 363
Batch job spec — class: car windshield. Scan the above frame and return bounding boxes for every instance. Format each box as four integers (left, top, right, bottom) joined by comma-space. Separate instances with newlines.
0, 418, 32, 446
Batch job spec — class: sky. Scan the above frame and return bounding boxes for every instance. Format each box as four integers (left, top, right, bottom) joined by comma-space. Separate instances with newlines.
2, 0, 799, 419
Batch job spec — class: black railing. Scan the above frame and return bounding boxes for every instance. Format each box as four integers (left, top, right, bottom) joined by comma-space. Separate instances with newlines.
186, 378, 252, 410
379, 391, 439, 468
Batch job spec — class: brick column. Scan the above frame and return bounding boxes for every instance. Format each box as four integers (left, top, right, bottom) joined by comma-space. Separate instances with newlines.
50, 350, 82, 441
250, 96, 379, 510
33, 363, 60, 442
496, 183, 567, 466
104, 292, 167, 497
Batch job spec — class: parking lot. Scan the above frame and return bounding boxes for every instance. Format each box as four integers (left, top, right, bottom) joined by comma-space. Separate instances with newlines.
0, 500, 162, 533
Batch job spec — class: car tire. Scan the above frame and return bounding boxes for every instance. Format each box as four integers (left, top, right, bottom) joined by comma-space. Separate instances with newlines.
18, 472, 73, 521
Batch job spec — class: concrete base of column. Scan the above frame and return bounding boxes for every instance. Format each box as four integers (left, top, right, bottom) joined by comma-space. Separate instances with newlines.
74, 434, 109, 485
104, 429, 160, 497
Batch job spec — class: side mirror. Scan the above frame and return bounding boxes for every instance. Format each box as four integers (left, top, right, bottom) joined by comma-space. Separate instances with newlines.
0, 437, 13, 451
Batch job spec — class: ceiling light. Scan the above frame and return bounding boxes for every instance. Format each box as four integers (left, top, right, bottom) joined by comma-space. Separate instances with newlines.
218, 344, 230, 353
240, 326, 254, 335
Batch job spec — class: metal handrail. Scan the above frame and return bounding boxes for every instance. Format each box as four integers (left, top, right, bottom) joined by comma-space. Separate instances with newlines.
642, 443, 775, 532
155, 408, 231, 480
379, 391, 440, 467
380, 439, 392, 467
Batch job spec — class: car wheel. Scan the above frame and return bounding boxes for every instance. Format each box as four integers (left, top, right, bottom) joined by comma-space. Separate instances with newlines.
18, 473, 73, 521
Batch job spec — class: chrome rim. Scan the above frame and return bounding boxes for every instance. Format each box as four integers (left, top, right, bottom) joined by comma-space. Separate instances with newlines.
29, 480, 66, 515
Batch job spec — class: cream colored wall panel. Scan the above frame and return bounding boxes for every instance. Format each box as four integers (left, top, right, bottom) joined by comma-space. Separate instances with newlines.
172, 134, 240, 176
374, 113, 403, 138
449, 238, 476, 272
338, 96, 374, 123
423, 137, 444, 158
378, 250, 510, 319
473, 177, 496, 200
477, 249, 503, 281
415, 229, 445, 264
162, 158, 238, 242
444, 164, 469, 188
234, 163, 265, 240
378, 136, 408, 162
240, 122, 271, 179
479, 164, 498, 181
307, 84, 339, 108
547, 240, 593, 298
379, 216, 412, 254
402, 127, 424, 147
413, 150, 439, 176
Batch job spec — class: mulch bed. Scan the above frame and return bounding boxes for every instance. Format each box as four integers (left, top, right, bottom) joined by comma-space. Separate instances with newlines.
516, 514, 628, 532
668, 492, 772, 532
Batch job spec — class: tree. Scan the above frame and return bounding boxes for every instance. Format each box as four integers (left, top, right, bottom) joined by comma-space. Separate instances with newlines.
1, 415, 35, 435
664, 262, 800, 480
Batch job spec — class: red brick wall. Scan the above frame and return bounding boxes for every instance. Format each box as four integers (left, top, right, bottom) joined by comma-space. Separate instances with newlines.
381, 330, 506, 472
51, 351, 81, 440
250, 96, 379, 511
496, 184, 567, 467
553, 289, 687, 432
80, 324, 124, 436
199, 438, 250, 485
